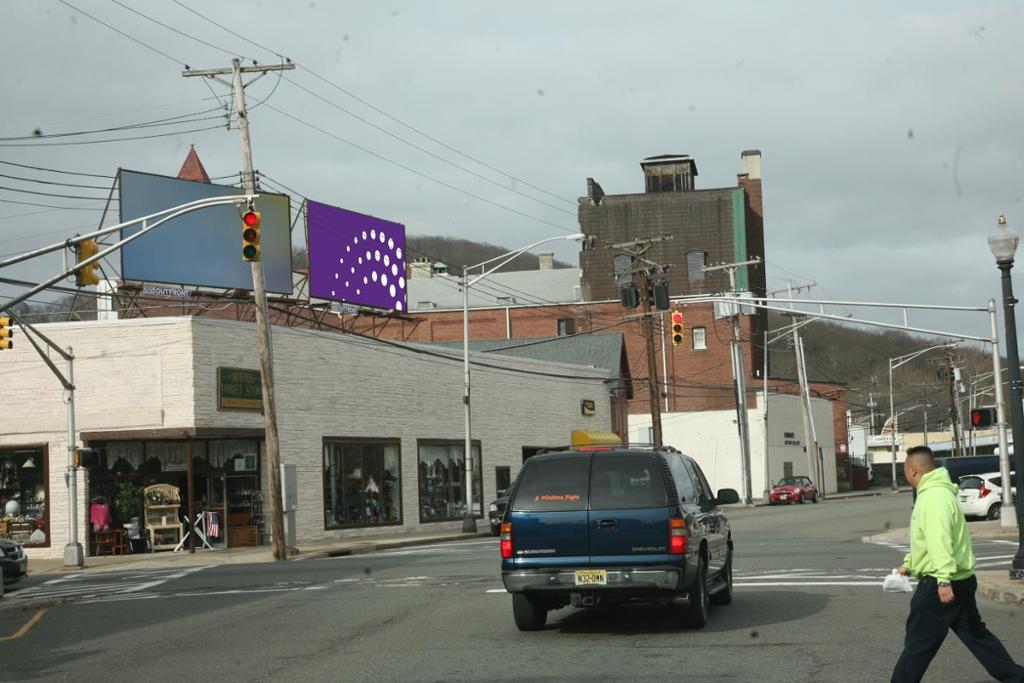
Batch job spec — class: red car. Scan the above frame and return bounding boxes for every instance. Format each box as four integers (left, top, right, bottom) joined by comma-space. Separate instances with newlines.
769, 476, 819, 505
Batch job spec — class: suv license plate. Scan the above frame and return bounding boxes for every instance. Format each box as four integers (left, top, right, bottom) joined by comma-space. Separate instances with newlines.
574, 570, 607, 586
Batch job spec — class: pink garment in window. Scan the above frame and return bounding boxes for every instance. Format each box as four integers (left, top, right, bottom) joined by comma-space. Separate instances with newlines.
90, 503, 112, 531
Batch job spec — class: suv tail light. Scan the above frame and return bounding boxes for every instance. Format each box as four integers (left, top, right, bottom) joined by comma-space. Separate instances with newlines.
669, 517, 687, 555
500, 522, 513, 559
979, 484, 992, 499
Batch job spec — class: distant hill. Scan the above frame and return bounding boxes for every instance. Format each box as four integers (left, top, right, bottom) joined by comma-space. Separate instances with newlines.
293, 235, 574, 272
767, 312, 993, 433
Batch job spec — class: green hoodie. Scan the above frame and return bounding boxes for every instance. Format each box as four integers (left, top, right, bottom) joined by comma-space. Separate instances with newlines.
901, 467, 975, 582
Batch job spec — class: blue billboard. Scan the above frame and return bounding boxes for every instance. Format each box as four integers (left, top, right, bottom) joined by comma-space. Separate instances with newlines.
118, 169, 293, 294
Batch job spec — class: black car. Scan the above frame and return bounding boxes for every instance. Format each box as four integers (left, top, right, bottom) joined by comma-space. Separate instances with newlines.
488, 494, 509, 536
0, 539, 28, 585
500, 446, 739, 631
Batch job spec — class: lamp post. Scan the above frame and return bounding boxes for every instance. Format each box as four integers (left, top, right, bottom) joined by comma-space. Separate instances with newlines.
460, 233, 587, 532
987, 214, 1024, 578
888, 344, 958, 491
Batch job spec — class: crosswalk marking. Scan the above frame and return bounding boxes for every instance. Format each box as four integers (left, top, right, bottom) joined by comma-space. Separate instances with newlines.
11, 565, 212, 604
866, 538, 1014, 570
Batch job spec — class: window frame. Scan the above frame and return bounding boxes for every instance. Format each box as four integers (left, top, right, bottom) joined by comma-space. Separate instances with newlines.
416, 439, 484, 524
0, 444, 50, 548
322, 436, 404, 530
692, 326, 707, 351
556, 318, 577, 336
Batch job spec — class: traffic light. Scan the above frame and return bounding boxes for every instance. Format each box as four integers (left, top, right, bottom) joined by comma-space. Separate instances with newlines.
0, 316, 12, 351
652, 280, 670, 311
620, 282, 639, 309
969, 407, 997, 429
671, 310, 684, 346
74, 448, 100, 469
75, 239, 101, 287
242, 210, 261, 261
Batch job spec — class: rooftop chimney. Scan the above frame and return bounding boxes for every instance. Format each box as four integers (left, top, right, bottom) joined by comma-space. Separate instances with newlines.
538, 252, 554, 271
740, 149, 762, 180
409, 257, 433, 279
640, 154, 698, 193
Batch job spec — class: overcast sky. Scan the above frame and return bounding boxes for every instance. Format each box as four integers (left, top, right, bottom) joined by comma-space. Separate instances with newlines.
2, 0, 1022, 341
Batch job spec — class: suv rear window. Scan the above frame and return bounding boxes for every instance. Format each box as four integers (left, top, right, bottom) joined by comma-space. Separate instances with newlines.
512, 456, 590, 511
589, 454, 668, 509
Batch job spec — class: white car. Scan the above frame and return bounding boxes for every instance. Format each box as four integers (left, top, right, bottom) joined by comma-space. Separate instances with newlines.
958, 471, 1016, 520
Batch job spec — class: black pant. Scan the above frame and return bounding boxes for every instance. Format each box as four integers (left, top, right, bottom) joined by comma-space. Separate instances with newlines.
892, 575, 1024, 683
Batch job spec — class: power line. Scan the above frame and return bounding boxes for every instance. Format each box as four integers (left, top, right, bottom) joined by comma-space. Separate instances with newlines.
169, 0, 575, 208
0, 159, 114, 179
107, 0, 245, 60
0, 107, 225, 141
0, 185, 112, 201
263, 103, 574, 235
0, 198, 105, 211
280, 76, 575, 217
0, 124, 225, 148
56, 0, 185, 67
0, 172, 113, 191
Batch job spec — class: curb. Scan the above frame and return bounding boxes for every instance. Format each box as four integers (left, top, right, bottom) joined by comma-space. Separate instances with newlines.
294, 530, 494, 561
977, 576, 1024, 607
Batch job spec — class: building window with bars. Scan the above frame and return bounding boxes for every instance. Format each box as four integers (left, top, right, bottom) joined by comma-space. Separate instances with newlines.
557, 318, 577, 336
687, 250, 706, 283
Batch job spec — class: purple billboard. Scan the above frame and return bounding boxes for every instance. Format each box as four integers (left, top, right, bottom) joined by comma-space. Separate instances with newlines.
307, 200, 407, 312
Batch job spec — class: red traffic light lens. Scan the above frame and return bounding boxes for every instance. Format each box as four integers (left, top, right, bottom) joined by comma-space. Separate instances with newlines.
243, 227, 258, 242
671, 311, 683, 324
243, 211, 260, 227
971, 410, 982, 426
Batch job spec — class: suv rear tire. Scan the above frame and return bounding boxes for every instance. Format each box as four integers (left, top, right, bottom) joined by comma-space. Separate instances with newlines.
676, 558, 710, 629
710, 554, 733, 606
512, 593, 548, 631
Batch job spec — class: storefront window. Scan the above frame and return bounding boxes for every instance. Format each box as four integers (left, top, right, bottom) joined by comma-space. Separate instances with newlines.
0, 446, 48, 547
323, 440, 402, 528
418, 441, 482, 522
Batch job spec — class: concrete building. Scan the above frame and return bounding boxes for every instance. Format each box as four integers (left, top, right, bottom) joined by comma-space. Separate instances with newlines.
629, 392, 839, 497
0, 317, 611, 560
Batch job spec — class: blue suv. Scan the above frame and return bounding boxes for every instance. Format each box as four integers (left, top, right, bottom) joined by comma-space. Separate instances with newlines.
500, 447, 739, 631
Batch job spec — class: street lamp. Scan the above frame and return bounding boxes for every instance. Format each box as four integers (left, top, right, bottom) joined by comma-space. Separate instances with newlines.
888, 343, 958, 491
460, 232, 587, 532
987, 214, 1024, 579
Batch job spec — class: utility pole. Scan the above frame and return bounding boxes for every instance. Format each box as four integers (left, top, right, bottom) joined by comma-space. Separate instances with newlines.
944, 350, 964, 457
782, 282, 821, 494
868, 393, 877, 436
704, 257, 761, 505
797, 335, 824, 495
184, 58, 295, 561
609, 237, 672, 446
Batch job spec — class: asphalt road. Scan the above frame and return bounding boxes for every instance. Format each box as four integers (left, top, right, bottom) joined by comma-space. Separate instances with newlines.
2, 494, 1022, 682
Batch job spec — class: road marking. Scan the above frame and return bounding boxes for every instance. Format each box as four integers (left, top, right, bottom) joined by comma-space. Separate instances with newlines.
734, 581, 883, 587
486, 589, 506, 594
975, 554, 1015, 561
0, 608, 47, 641
11, 565, 213, 604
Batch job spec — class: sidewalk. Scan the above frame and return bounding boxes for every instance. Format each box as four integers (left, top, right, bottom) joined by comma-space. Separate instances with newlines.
863, 520, 1024, 606
25, 528, 494, 577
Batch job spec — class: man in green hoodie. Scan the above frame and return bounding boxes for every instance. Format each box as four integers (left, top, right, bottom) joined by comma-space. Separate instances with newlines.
891, 446, 1024, 683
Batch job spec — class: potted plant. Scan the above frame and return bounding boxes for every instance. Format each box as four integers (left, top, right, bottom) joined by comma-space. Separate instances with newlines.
112, 481, 144, 524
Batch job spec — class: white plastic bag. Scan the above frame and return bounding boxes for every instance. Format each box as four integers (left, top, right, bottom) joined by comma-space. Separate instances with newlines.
882, 570, 914, 593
